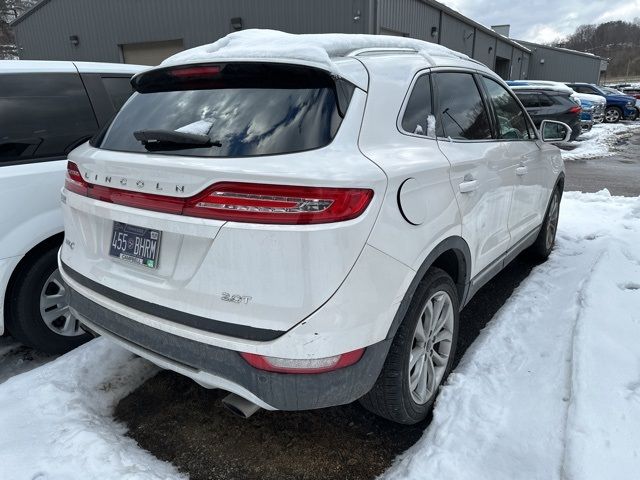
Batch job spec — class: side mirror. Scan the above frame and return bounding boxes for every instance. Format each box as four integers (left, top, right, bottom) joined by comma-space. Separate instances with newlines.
540, 120, 572, 143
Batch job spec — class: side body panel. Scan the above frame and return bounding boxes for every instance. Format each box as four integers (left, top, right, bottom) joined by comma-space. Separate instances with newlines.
437, 140, 514, 277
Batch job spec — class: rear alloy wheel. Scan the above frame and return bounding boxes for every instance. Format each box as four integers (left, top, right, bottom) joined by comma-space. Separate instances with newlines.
359, 267, 459, 424
408, 291, 455, 405
5, 247, 90, 354
40, 268, 80, 337
604, 106, 622, 123
528, 187, 561, 262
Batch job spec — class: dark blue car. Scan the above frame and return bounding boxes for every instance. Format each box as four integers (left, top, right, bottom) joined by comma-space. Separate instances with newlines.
566, 83, 636, 123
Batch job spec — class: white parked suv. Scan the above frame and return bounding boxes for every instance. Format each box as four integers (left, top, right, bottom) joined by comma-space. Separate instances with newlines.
0, 60, 144, 353
59, 32, 568, 424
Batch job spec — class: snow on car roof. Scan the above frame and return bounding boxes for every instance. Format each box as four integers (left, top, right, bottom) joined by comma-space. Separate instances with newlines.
508, 80, 575, 95
160, 29, 471, 71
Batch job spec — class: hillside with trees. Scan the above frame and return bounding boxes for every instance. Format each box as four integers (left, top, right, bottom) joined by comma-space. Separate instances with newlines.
1, 0, 37, 58
553, 20, 640, 80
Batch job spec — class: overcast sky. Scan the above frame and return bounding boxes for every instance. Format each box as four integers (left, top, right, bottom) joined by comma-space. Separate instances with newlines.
443, 0, 640, 43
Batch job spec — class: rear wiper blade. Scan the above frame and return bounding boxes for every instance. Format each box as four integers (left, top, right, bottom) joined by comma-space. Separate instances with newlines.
133, 129, 221, 147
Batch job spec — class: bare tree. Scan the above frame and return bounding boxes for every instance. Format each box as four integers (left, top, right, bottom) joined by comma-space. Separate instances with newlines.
1, 0, 38, 58
553, 21, 640, 80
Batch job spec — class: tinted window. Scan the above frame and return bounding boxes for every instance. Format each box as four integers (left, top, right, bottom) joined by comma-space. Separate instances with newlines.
539, 94, 555, 107
99, 64, 349, 157
516, 93, 539, 108
401, 75, 434, 136
433, 73, 491, 140
0, 73, 97, 163
102, 77, 135, 110
482, 77, 532, 140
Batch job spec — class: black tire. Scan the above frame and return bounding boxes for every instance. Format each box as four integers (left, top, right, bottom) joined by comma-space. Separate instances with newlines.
5, 247, 90, 354
359, 267, 459, 424
528, 187, 562, 263
604, 106, 622, 123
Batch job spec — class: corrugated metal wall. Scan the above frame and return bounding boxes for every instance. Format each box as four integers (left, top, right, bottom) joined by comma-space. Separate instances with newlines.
439, 13, 474, 57
13, 0, 369, 62
473, 29, 496, 69
13, 0, 600, 82
377, 0, 440, 41
518, 41, 602, 83
495, 40, 513, 62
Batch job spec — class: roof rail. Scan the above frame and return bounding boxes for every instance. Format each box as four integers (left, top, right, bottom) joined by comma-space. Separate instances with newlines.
346, 47, 419, 57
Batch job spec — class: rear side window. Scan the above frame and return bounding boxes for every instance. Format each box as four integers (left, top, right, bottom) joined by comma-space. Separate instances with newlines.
0, 73, 98, 164
401, 75, 434, 136
481, 77, 532, 140
539, 94, 555, 107
98, 63, 353, 158
516, 93, 539, 108
102, 77, 135, 110
433, 73, 491, 141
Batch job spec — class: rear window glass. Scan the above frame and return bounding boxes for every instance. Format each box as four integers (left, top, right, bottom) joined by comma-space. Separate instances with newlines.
98, 63, 353, 157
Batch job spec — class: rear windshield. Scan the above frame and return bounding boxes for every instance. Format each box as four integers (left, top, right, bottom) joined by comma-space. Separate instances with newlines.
97, 63, 354, 157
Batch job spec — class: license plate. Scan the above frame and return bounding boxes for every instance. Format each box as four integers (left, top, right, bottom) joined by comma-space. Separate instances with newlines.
109, 221, 161, 269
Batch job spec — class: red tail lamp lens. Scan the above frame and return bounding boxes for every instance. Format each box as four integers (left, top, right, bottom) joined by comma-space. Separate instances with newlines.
65, 162, 89, 196
184, 183, 374, 224
240, 349, 365, 374
65, 168, 374, 225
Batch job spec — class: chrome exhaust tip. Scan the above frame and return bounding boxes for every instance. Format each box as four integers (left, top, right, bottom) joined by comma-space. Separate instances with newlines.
221, 393, 261, 419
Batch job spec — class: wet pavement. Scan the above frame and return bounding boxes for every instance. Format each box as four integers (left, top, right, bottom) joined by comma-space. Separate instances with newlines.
565, 127, 640, 197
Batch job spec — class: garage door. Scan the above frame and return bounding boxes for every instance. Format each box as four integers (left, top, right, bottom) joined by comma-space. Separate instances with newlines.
121, 39, 184, 66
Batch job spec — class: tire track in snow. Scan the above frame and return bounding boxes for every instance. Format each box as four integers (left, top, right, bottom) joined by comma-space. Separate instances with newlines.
559, 248, 607, 480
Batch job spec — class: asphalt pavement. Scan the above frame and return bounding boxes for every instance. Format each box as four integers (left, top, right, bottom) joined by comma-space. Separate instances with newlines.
565, 127, 640, 197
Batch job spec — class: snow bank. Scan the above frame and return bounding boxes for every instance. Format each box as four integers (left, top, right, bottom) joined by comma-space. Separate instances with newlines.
562, 122, 640, 161
161, 29, 469, 71
383, 190, 640, 480
0, 338, 184, 480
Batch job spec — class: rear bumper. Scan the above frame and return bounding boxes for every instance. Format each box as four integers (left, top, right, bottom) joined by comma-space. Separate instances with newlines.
68, 286, 390, 411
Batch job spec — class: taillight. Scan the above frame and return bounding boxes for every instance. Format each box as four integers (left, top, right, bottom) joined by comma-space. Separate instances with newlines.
568, 105, 582, 115
65, 162, 89, 196
183, 183, 374, 224
64, 166, 373, 225
240, 348, 364, 374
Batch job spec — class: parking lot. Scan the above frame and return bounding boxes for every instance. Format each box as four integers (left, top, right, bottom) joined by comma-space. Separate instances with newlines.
1, 122, 638, 480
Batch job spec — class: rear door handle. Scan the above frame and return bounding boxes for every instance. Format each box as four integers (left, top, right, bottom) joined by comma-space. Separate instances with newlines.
516, 166, 528, 176
459, 179, 479, 193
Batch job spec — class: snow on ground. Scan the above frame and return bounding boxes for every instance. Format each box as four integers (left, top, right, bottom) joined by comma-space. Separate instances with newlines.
0, 191, 639, 480
0, 338, 185, 480
384, 190, 640, 480
562, 122, 640, 161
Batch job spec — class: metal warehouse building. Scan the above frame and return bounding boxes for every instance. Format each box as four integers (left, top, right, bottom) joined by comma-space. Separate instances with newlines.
11, 0, 603, 83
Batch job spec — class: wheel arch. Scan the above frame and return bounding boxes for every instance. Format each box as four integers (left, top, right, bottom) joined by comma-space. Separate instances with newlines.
555, 172, 565, 193
2, 232, 64, 334
385, 236, 471, 341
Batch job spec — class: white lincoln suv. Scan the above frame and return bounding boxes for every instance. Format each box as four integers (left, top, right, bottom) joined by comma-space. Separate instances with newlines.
59, 32, 567, 424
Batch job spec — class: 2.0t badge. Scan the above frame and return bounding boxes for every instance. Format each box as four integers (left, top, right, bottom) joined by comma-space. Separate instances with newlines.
221, 292, 252, 304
